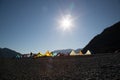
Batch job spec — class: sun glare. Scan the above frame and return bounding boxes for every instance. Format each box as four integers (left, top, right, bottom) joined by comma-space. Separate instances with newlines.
59, 14, 73, 31
61, 18, 71, 29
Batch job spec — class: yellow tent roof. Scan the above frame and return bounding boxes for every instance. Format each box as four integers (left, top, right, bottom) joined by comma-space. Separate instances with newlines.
33, 52, 43, 58
44, 50, 52, 56
79, 51, 83, 55
36, 52, 43, 57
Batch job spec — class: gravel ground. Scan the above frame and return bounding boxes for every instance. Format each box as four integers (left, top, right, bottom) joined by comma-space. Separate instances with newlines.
0, 53, 120, 80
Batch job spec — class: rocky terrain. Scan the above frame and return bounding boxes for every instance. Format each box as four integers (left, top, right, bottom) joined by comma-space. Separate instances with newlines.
0, 53, 120, 80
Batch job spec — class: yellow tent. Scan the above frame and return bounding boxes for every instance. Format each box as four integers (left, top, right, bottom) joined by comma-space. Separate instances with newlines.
34, 52, 43, 58
79, 51, 83, 55
37, 52, 43, 57
44, 50, 52, 56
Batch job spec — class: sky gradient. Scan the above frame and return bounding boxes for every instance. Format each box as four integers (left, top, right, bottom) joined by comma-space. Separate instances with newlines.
0, 0, 120, 54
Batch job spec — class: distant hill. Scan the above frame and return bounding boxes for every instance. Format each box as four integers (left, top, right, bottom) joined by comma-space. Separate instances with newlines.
0, 48, 21, 58
82, 21, 120, 54
52, 49, 72, 54
75, 48, 82, 53
52, 48, 82, 54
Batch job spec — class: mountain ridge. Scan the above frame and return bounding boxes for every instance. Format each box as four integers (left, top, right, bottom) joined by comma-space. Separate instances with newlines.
82, 21, 120, 53
52, 48, 82, 54
0, 48, 21, 58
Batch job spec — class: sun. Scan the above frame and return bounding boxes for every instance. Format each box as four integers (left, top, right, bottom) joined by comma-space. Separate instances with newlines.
59, 14, 73, 31
61, 18, 72, 29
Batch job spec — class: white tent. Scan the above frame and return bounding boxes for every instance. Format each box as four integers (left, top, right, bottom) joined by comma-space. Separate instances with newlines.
70, 50, 77, 56
85, 50, 91, 55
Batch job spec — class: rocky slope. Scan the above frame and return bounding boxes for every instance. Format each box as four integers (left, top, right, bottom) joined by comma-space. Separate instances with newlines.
0, 48, 21, 58
82, 21, 120, 54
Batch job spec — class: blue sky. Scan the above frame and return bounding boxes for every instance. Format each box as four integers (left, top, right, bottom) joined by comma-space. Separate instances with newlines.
0, 0, 120, 54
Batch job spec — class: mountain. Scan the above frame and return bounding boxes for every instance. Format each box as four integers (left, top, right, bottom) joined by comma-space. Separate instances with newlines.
52, 49, 73, 54
0, 48, 21, 58
75, 48, 82, 53
82, 21, 120, 54
52, 48, 82, 54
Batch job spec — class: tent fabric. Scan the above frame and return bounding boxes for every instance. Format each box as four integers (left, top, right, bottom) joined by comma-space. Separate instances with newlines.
44, 51, 52, 56
79, 51, 83, 55
38, 52, 43, 56
85, 50, 91, 55
16, 54, 21, 58
52, 52, 57, 57
34, 52, 43, 58
70, 50, 77, 56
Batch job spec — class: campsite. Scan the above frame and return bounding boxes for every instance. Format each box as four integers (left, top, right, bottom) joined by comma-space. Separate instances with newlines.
0, 52, 120, 80
0, 0, 120, 80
